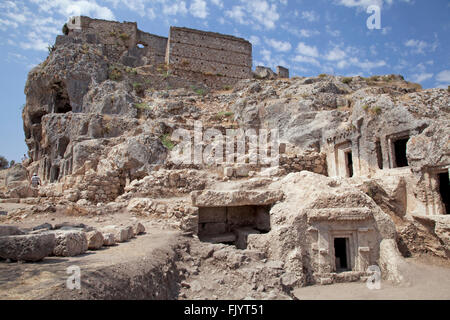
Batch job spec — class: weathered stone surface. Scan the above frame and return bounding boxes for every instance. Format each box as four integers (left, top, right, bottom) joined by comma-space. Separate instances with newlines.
0, 233, 55, 262
132, 222, 145, 235
99, 226, 128, 243
102, 233, 116, 246
191, 190, 284, 207
86, 231, 104, 250
52, 230, 88, 257
5, 164, 28, 187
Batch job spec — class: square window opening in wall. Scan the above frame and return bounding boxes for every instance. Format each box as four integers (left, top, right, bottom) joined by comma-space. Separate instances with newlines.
197, 206, 271, 249
334, 237, 351, 272
393, 137, 409, 168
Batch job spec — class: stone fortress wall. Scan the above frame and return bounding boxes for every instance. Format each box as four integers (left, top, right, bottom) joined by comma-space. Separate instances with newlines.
166, 27, 252, 86
65, 16, 286, 87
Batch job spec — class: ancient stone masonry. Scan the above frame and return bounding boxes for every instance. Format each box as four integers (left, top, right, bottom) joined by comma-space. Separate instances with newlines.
166, 27, 252, 87
65, 16, 168, 67
65, 17, 253, 87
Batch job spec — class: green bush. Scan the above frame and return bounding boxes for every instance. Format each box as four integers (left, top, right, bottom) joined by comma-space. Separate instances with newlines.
62, 23, 69, 36
160, 134, 175, 150
371, 106, 382, 115
134, 102, 151, 110
133, 82, 144, 95
191, 86, 206, 96
342, 77, 352, 84
318, 74, 327, 78
119, 33, 130, 41
108, 66, 122, 81
0, 156, 8, 170
215, 111, 234, 120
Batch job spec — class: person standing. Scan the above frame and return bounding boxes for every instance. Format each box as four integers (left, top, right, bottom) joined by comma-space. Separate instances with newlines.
31, 173, 41, 188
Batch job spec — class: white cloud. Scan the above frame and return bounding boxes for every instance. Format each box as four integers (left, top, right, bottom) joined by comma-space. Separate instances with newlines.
411, 73, 433, 83
19, 32, 49, 51
292, 55, 321, 67
436, 70, 450, 84
280, 24, 320, 38
301, 10, 319, 22
296, 42, 319, 57
32, 0, 115, 20
324, 47, 347, 61
265, 38, 292, 52
404, 39, 428, 54
246, 1, 280, 29
147, 8, 156, 20
162, 1, 188, 16
225, 6, 247, 25
226, 1, 280, 30
350, 57, 386, 70
190, 0, 208, 19
326, 25, 340, 37
249, 35, 261, 46
210, 0, 223, 8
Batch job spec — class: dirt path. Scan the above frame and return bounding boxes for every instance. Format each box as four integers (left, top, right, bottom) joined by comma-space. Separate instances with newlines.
0, 209, 186, 300
293, 257, 450, 300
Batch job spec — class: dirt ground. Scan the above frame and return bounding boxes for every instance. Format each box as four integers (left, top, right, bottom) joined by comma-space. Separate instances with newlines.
294, 256, 450, 300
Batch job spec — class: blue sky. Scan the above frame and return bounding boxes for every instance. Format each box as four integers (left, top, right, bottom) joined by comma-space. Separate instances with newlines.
0, 0, 449, 162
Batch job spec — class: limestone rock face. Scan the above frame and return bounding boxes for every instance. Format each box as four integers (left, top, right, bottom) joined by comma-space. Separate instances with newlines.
191, 189, 284, 207
253, 66, 277, 80
5, 164, 29, 187
52, 230, 88, 257
245, 171, 399, 285
0, 233, 56, 262
407, 120, 450, 172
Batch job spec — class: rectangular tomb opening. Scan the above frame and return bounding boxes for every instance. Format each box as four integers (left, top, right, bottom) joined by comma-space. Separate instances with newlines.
346, 151, 354, 178
334, 237, 351, 272
393, 137, 409, 168
439, 172, 450, 215
198, 205, 271, 249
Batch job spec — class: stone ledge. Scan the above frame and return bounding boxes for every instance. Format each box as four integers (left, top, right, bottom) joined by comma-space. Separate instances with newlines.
191, 189, 284, 207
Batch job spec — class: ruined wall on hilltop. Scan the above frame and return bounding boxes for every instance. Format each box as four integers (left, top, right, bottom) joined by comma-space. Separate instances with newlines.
166, 27, 252, 87
66, 16, 168, 67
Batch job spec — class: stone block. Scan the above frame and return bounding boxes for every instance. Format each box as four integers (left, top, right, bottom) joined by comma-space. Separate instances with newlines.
224, 167, 234, 177
0, 233, 56, 262
132, 222, 145, 235
53, 230, 88, 257
86, 230, 104, 250
102, 233, 116, 246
